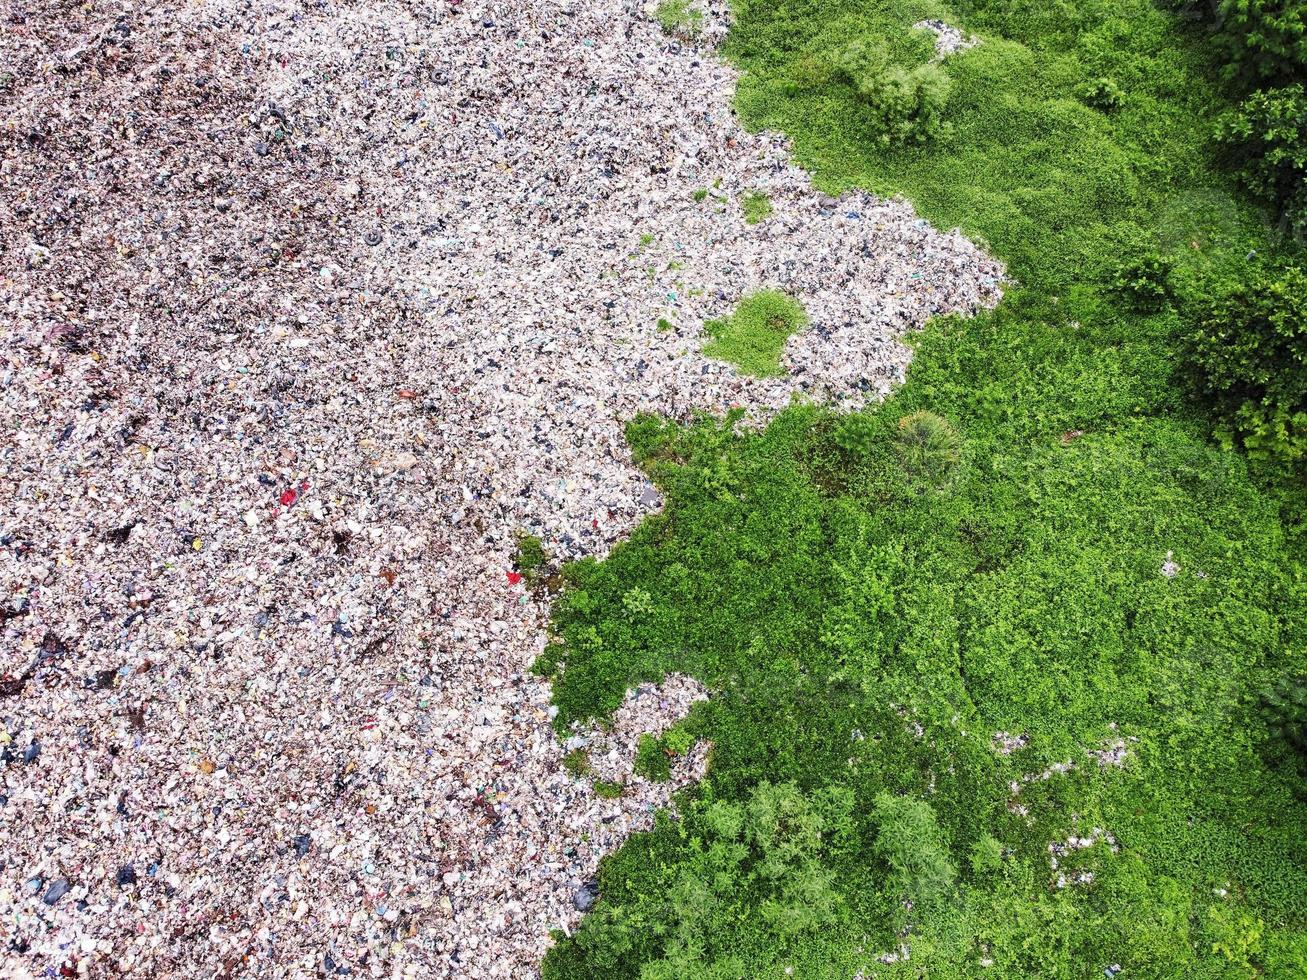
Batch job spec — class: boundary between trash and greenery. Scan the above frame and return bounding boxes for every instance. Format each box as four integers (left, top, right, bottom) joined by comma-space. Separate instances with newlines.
539, 0, 1307, 975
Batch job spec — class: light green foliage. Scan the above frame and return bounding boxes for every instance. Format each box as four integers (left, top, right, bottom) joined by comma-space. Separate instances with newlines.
663, 723, 696, 756
873, 792, 957, 907
825, 33, 951, 145
1079, 75, 1126, 112
594, 779, 625, 799
968, 834, 1004, 875
741, 190, 773, 224
692, 188, 710, 202
832, 412, 878, 456
655, 0, 702, 39
702, 289, 807, 377
634, 733, 672, 782
543, 0, 1307, 975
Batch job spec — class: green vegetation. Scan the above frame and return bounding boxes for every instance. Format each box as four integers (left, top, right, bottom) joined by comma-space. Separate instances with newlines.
563, 748, 592, 778
701, 289, 808, 376
634, 733, 673, 782
543, 0, 1307, 976
514, 532, 548, 579
594, 779, 625, 800
655, 0, 703, 39
741, 190, 773, 224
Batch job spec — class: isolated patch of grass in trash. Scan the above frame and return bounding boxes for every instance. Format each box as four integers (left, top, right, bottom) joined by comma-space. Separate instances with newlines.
655, 0, 703, 39
702, 289, 807, 377
741, 190, 773, 224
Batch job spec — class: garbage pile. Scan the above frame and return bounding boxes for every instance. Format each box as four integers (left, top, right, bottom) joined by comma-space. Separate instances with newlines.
0, 0, 1001, 976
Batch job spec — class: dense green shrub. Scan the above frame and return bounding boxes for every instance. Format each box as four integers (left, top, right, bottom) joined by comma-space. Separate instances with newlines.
1217, 84, 1307, 239
1217, 0, 1307, 85
1079, 76, 1126, 112
1111, 246, 1174, 311
892, 410, 962, 483
544, 783, 855, 978
1261, 674, 1307, 756
1183, 261, 1307, 465
545, 0, 1307, 974
827, 36, 952, 145
872, 793, 957, 907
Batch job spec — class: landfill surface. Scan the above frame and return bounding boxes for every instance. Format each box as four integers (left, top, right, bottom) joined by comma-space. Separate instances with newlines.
0, 0, 1002, 976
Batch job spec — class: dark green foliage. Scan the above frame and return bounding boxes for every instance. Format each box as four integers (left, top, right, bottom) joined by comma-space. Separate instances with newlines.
514, 532, 549, 579
1217, 84, 1307, 238
1216, 0, 1307, 86
1183, 261, 1307, 464
635, 734, 673, 782
1261, 674, 1307, 756
892, 410, 962, 484
594, 779, 625, 799
545, 0, 1307, 974
1111, 245, 1174, 311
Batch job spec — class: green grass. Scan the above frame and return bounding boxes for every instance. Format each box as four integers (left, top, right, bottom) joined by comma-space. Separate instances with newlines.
655, 0, 703, 38
702, 289, 808, 376
741, 189, 774, 224
542, 0, 1307, 976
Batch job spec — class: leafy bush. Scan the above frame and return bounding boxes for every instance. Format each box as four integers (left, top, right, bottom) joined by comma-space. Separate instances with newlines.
1216, 84, 1307, 239
832, 412, 879, 456
1111, 247, 1174, 311
1080, 76, 1126, 112
969, 834, 1005, 876
1216, 0, 1307, 85
1183, 262, 1307, 465
634, 734, 672, 781
546, 782, 854, 977
893, 410, 962, 483
1261, 674, 1307, 756
828, 37, 952, 146
873, 792, 957, 907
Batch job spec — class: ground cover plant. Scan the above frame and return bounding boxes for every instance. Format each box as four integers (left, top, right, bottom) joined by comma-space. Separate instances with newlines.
542, 1, 1307, 976
701, 289, 809, 376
